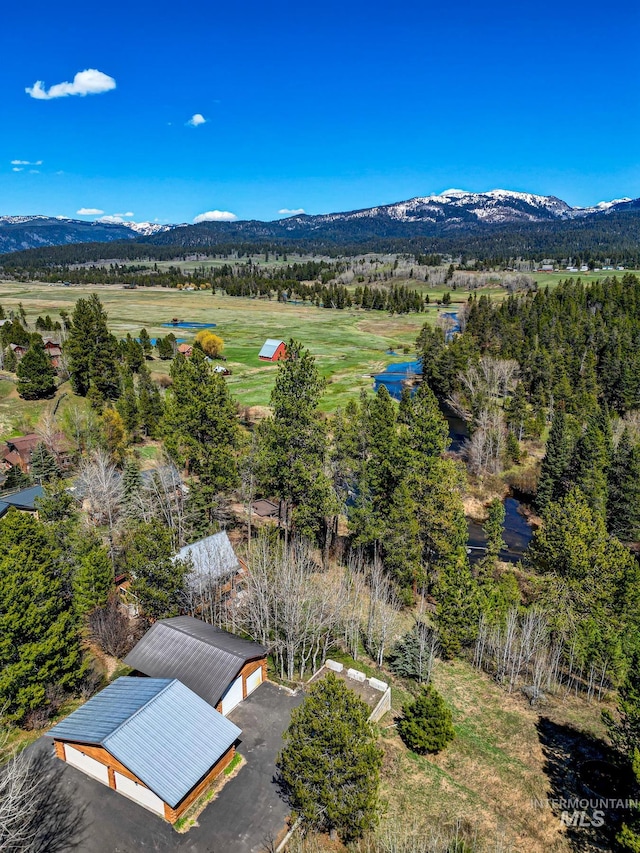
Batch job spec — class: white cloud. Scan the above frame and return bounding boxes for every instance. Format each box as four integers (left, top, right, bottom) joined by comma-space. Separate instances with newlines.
11, 159, 42, 166
124, 212, 134, 217
12, 167, 23, 172
193, 210, 237, 223
29, 169, 40, 174
186, 113, 207, 127
26, 69, 116, 100
97, 215, 128, 224
278, 208, 306, 215
76, 207, 104, 215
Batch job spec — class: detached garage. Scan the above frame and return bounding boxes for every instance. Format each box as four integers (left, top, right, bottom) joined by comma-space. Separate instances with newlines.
47, 677, 241, 824
125, 616, 267, 715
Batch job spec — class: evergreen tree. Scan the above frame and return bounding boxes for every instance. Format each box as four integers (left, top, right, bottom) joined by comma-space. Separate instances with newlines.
65, 294, 120, 399
0, 511, 84, 721
603, 649, 640, 851
536, 408, 571, 514
116, 370, 139, 436
257, 340, 334, 541
121, 459, 142, 517
72, 547, 113, 615
397, 684, 455, 753
526, 489, 640, 678
137, 365, 163, 437
124, 521, 188, 619
16, 339, 56, 400
483, 498, 505, 563
277, 672, 383, 841
568, 414, 610, 519
138, 328, 152, 358
30, 442, 60, 483
163, 349, 241, 522
608, 430, 640, 541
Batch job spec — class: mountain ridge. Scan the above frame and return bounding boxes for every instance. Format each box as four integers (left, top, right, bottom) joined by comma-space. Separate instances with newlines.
1, 189, 639, 255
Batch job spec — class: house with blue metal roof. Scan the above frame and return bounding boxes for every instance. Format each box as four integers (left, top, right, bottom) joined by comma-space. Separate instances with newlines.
47, 677, 241, 823
258, 338, 286, 361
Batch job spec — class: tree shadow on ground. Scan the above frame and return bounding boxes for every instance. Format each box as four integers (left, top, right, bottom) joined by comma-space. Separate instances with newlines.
536, 716, 634, 853
2, 749, 87, 853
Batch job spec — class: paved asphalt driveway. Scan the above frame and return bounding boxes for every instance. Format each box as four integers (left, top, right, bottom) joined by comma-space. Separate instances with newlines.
26, 681, 303, 853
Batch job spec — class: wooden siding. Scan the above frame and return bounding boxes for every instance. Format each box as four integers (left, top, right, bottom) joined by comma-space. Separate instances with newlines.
163, 746, 235, 823
216, 656, 267, 711
53, 739, 236, 825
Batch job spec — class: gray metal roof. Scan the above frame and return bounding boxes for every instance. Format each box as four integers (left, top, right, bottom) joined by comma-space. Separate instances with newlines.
258, 338, 284, 358
47, 677, 241, 808
124, 617, 267, 708
173, 532, 240, 589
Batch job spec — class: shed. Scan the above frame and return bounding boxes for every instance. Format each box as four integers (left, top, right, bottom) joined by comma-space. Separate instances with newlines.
177, 343, 193, 357
258, 339, 286, 362
174, 531, 247, 599
47, 677, 241, 823
125, 616, 267, 716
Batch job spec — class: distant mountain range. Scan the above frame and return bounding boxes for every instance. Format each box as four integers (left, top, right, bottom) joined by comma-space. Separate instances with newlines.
1, 189, 639, 256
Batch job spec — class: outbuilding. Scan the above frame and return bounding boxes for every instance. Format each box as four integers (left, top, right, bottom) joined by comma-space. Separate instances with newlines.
125, 616, 267, 716
47, 677, 241, 823
258, 339, 286, 362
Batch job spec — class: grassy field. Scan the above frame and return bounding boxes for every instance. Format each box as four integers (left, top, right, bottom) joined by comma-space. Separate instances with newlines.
379, 658, 613, 853
0, 270, 636, 436
0, 281, 450, 424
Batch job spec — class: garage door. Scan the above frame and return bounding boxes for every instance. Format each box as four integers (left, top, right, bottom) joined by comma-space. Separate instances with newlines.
64, 745, 109, 786
245, 666, 263, 696
220, 675, 243, 715
114, 771, 165, 816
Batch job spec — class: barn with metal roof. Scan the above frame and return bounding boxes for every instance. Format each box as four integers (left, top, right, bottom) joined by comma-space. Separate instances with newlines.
47, 677, 241, 823
124, 616, 267, 716
258, 339, 286, 361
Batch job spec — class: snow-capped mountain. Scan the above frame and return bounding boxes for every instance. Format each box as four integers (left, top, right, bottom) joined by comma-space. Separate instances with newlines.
0, 190, 639, 254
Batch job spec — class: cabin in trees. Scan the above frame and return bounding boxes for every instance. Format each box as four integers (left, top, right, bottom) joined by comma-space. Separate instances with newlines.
177, 343, 193, 357
125, 617, 267, 716
174, 531, 248, 604
258, 339, 286, 362
0, 432, 72, 474
47, 677, 241, 824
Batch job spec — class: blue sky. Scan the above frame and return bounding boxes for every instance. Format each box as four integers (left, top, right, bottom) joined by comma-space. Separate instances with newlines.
1, 0, 638, 223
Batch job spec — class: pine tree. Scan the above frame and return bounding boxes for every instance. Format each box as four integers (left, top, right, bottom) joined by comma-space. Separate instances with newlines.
483, 498, 505, 562
277, 672, 383, 841
72, 547, 113, 614
403, 380, 450, 459
121, 459, 142, 517
608, 430, 640, 541
138, 328, 152, 358
65, 294, 120, 399
125, 521, 188, 619
116, 370, 139, 436
163, 349, 241, 523
137, 364, 163, 437
568, 414, 610, 519
257, 340, 334, 541
397, 684, 455, 753
30, 442, 60, 483
536, 408, 571, 514
16, 339, 56, 400
0, 511, 84, 721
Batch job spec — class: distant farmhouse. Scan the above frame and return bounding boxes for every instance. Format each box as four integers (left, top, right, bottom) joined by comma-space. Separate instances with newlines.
258, 339, 286, 362
177, 343, 193, 357
47, 677, 241, 824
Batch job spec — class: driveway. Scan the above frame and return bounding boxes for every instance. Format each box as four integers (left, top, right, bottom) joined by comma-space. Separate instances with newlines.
25, 681, 303, 853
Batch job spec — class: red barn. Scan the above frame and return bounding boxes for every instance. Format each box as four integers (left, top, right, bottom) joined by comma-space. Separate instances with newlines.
258, 339, 286, 362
